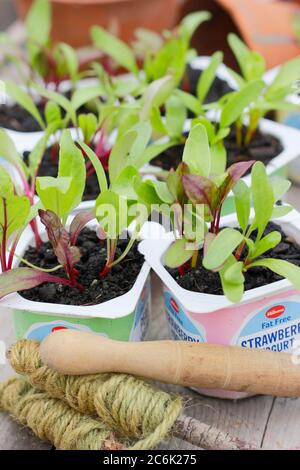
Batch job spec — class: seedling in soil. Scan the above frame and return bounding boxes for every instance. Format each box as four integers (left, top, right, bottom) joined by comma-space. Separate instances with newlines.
226, 33, 300, 145
156, 125, 300, 302
91, 11, 211, 86
0, 130, 95, 297
0, 167, 83, 298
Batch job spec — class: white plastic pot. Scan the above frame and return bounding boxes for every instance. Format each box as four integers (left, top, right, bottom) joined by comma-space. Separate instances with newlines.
139, 209, 300, 399
0, 221, 152, 343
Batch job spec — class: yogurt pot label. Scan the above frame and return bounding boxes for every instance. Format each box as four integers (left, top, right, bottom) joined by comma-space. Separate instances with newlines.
130, 278, 151, 341
163, 290, 206, 342
235, 297, 300, 353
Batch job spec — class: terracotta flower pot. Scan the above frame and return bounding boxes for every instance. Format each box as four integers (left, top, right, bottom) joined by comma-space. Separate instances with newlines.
16, 0, 181, 47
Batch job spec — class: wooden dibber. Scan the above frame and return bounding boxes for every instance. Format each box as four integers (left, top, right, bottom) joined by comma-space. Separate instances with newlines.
41, 330, 300, 397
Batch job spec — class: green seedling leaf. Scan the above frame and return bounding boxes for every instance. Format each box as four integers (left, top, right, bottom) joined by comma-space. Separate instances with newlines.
35, 85, 76, 125
127, 122, 152, 161
166, 95, 187, 138
131, 141, 174, 169
111, 166, 140, 200
78, 141, 108, 193
133, 178, 163, 209
174, 89, 203, 115
203, 228, 244, 271
225, 66, 246, 88
45, 101, 62, 125
251, 161, 274, 239
91, 26, 138, 74
220, 255, 244, 303
71, 85, 104, 111
192, 116, 215, 141
109, 130, 138, 183
272, 205, 293, 218
140, 75, 176, 121
183, 123, 211, 177
0, 167, 14, 198
164, 237, 195, 268
5, 81, 45, 129
78, 113, 98, 144
167, 162, 188, 203
36, 176, 73, 218
56, 42, 78, 83
0, 196, 30, 241
224, 260, 245, 285
179, 11, 211, 42
228, 33, 250, 80
58, 130, 86, 212
96, 189, 129, 239
228, 33, 266, 81
0, 129, 27, 176
26, 0, 51, 65
233, 180, 251, 233
150, 180, 174, 204
248, 258, 300, 291
28, 132, 50, 178
220, 79, 265, 128
150, 106, 168, 134
250, 231, 282, 259
211, 142, 226, 175
271, 178, 291, 202
197, 51, 223, 104
267, 57, 300, 97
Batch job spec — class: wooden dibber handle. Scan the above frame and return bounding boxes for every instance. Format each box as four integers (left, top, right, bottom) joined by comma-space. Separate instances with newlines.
41, 330, 300, 397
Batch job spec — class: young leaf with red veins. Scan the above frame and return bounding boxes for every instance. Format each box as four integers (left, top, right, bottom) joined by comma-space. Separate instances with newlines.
38, 209, 83, 289
69, 210, 95, 245
182, 174, 217, 214
0, 267, 74, 300
215, 160, 255, 211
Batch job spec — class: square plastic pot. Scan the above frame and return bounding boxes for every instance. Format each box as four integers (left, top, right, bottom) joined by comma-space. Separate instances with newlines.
139, 210, 300, 399
0, 223, 151, 343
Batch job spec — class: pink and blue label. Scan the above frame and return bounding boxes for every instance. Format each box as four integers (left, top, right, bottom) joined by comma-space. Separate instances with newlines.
163, 286, 300, 398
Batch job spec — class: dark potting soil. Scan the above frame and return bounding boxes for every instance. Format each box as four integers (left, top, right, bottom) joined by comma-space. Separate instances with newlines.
168, 222, 300, 295
0, 91, 96, 133
150, 127, 283, 172
23, 147, 101, 201
19, 228, 144, 305
185, 64, 234, 103
0, 102, 45, 132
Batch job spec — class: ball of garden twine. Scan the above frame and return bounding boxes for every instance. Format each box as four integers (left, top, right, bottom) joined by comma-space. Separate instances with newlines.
0, 377, 122, 450
8, 339, 183, 450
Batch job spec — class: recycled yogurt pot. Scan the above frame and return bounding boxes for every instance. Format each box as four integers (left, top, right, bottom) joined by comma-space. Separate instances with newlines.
139, 210, 300, 399
0, 221, 152, 343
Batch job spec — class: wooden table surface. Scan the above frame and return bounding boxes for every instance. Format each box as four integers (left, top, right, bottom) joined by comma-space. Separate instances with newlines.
0, 186, 300, 450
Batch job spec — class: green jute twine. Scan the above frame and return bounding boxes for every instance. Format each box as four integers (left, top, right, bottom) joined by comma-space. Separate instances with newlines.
4, 339, 183, 450
0, 377, 122, 450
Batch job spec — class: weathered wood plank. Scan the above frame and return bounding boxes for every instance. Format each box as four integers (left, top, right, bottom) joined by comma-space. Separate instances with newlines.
262, 397, 300, 450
